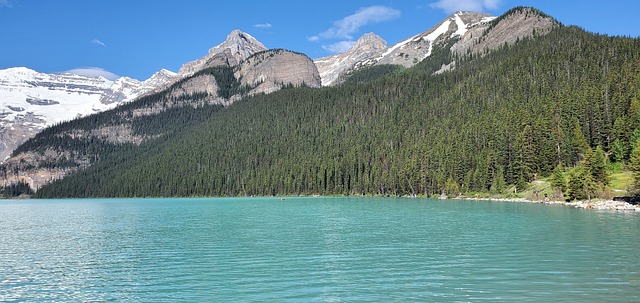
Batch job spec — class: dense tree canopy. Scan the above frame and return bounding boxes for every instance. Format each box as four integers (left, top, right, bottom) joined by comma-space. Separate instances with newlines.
26, 25, 640, 198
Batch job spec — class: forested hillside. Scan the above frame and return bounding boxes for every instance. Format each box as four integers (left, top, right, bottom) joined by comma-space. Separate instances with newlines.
32, 24, 640, 198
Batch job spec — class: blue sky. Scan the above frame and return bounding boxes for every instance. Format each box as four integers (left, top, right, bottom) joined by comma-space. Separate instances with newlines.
1, 0, 639, 81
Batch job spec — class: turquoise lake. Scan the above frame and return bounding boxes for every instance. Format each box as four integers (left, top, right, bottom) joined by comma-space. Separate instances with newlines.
0, 197, 638, 302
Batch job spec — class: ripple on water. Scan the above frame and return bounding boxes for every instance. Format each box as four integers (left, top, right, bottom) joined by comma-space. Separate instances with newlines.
0, 197, 639, 302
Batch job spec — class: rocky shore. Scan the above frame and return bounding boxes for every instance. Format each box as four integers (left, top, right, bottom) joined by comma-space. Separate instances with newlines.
465, 197, 640, 211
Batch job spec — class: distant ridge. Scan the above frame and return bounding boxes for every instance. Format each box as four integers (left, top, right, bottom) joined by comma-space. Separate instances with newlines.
0, 67, 176, 160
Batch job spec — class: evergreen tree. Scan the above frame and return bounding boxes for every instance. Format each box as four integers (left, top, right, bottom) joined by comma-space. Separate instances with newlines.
570, 119, 590, 163
567, 165, 596, 201
628, 96, 640, 131
549, 164, 567, 194
513, 125, 535, 190
490, 165, 506, 194
444, 177, 460, 197
610, 139, 626, 163
628, 144, 640, 195
630, 128, 640, 152
586, 145, 609, 185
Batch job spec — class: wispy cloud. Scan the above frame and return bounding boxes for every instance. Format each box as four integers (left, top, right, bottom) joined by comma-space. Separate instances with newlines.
310, 5, 400, 54
430, 0, 503, 14
254, 23, 272, 29
322, 41, 356, 53
91, 38, 106, 47
310, 6, 401, 41
63, 67, 119, 80
0, 0, 14, 8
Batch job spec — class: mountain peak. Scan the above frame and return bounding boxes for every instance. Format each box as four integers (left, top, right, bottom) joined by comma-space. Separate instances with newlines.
350, 33, 387, 52
227, 30, 256, 43
212, 30, 266, 55
313, 32, 388, 86
458, 6, 558, 55
154, 68, 177, 77
178, 30, 267, 77
144, 69, 177, 84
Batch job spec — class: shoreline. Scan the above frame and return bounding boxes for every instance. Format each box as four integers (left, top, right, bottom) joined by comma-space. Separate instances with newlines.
5, 193, 640, 211
461, 196, 640, 211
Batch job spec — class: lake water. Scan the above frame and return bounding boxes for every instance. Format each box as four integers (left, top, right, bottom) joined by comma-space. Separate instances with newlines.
0, 197, 638, 302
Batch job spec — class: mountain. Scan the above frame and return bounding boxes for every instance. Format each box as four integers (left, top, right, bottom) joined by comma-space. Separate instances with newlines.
236, 49, 321, 94
314, 33, 388, 86
1, 32, 320, 190
5, 7, 638, 198
142, 48, 320, 109
0, 29, 272, 162
178, 30, 268, 77
315, 7, 559, 86
0, 67, 176, 160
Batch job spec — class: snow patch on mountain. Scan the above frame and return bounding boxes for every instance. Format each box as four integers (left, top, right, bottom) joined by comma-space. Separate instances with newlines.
452, 12, 468, 37
0, 67, 176, 160
314, 11, 502, 85
314, 33, 387, 86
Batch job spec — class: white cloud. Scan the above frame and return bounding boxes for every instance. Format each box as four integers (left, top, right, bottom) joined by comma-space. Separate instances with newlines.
322, 41, 356, 53
255, 23, 272, 29
311, 5, 401, 41
430, 0, 503, 13
63, 67, 119, 80
91, 38, 106, 47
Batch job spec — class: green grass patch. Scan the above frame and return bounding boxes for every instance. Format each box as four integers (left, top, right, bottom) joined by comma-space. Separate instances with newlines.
610, 170, 632, 194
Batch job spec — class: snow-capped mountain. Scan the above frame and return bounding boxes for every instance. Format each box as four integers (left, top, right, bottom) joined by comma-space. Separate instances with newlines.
314, 11, 495, 86
374, 12, 495, 67
0, 7, 558, 165
315, 8, 559, 86
0, 67, 176, 160
314, 33, 388, 86
0, 30, 269, 162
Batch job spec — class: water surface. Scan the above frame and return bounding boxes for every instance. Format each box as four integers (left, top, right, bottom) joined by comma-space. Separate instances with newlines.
1, 197, 638, 302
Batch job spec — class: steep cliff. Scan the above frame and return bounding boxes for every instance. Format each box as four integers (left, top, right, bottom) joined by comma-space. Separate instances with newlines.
236, 49, 321, 95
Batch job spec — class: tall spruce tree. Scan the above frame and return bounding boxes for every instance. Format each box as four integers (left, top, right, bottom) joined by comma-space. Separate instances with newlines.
549, 164, 567, 196
586, 145, 609, 185
628, 144, 640, 195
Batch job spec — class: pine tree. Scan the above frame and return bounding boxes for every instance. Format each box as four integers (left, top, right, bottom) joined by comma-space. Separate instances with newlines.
444, 177, 460, 197
567, 165, 596, 201
586, 145, 609, 185
630, 128, 640, 152
490, 165, 506, 194
549, 164, 567, 195
628, 144, 640, 195
628, 96, 640, 131
610, 139, 627, 163
513, 125, 535, 190
570, 119, 590, 164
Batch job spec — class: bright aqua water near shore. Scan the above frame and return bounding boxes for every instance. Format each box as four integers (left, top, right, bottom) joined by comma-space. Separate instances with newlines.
1, 197, 638, 302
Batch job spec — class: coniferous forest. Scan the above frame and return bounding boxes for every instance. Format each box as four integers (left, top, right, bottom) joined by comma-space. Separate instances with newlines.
23, 25, 640, 198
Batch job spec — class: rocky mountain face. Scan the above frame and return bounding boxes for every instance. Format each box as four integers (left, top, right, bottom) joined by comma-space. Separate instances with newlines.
1, 30, 321, 190
314, 33, 388, 86
177, 30, 268, 77
451, 7, 558, 55
236, 49, 321, 94
158, 49, 321, 109
1, 7, 561, 191
0, 30, 285, 163
0, 67, 176, 160
315, 7, 558, 86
